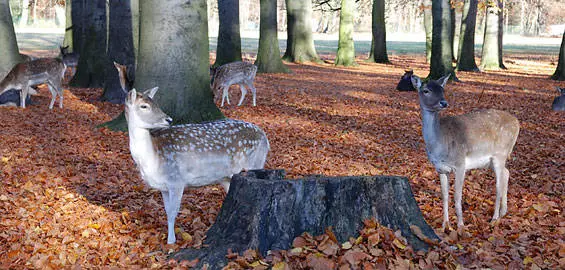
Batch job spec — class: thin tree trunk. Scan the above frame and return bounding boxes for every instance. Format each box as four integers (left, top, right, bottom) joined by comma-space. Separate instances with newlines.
428, 0, 456, 80
135, 0, 223, 124
423, 0, 432, 63
0, 0, 21, 80
551, 30, 565, 81
255, 0, 289, 73
69, 0, 107, 88
62, 0, 73, 50
367, 0, 390, 64
456, 0, 479, 71
214, 0, 242, 67
497, 0, 506, 69
282, 0, 320, 63
101, 0, 134, 104
131, 0, 139, 66
335, 0, 357, 66
480, 0, 501, 70
19, 0, 29, 26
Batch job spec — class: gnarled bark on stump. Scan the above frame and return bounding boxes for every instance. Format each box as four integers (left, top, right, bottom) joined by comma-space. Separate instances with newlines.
172, 170, 438, 269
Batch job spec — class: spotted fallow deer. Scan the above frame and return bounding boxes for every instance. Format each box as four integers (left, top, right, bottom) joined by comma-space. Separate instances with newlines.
0, 58, 66, 109
210, 61, 258, 107
411, 75, 520, 230
124, 87, 270, 244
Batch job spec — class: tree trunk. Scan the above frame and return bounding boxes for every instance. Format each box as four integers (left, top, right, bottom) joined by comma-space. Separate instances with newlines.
172, 170, 439, 269
456, 0, 479, 71
480, 0, 501, 70
367, 0, 390, 64
100, 0, 134, 104
19, 0, 29, 26
131, 0, 139, 66
135, 0, 223, 124
335, 0, 357, 66
0, 0, 21, 80
214, 0, 242, 67
255, 0, 289, 73
551, 31, 565, 81
70, 0, 85, 56
69, 0, 107, 88
497, 0, 506, 69
282, 0, 320, 63
62, 0, 73, 50
423, 0, 432, 64
428, 0, 456, 80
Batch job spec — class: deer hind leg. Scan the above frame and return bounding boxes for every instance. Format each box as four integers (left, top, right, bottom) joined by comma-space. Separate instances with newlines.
247, 81, 256, 106
453, 168, 466, 228
221, 86, 230, 107
238, 84, 247, 106
20, 81, 31, 108
491, 157, 509, 221
45, 80, 59, 109
161, 186, 184, 244
439, 173, 451, 230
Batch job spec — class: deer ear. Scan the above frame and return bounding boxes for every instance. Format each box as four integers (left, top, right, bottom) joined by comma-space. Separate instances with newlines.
144, 87, 159, 99
411, 75, 422, 91
437, 74, 451, 88
127, 89, 137, 104
113, 61, 120, 70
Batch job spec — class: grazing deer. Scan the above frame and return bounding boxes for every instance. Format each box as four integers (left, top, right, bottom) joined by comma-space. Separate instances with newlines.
0, 58, 66, 109
396, 69, 416, 91
210, 61, 258, 107
125, 87, 270, 244
411, 75, 520, 230
552, 86, 565, 111
60, 46, 80, 77
113, 61, 134, 93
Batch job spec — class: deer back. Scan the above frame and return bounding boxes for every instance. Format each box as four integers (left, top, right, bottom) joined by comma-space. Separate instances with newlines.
552, 87, 565, 111
0, 58, 65, 94
211, 62, 257, 90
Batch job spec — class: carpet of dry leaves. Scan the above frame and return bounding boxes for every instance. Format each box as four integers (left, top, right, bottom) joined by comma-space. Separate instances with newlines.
0, 52, 563, 269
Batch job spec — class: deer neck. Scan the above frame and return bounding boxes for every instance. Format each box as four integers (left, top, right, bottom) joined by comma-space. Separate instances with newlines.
127, 123, 163, 185
420, 107, 448, 164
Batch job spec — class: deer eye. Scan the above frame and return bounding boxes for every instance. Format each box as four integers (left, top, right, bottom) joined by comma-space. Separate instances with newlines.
140, 104, 149, 110
422, 89, 430, 94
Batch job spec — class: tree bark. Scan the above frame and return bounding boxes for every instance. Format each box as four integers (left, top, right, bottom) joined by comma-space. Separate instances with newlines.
456, 0, 479, 71
69, 0, 107, 88
135, 0, 223, 124
214, 0, 242, 67
480, 0, 502, 70
335, 0, 357, 66
551, 30, 565, 81
423, 0, 432, 64
367, 0, 390, 64
255, 0, 289, 73
131, 0, 139, 66
0, 0, 22, 80
62, 0, 73, 50
497, 0, 506, 69
100, 0, 134, 104
172, 170, 439, 269
282, 0, 321, 63
428, 0, 456, 80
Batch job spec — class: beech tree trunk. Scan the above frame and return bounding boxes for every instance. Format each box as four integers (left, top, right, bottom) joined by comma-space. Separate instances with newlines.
367, 0, 390, 64
335, 0, 357, 66
214, 0, 242, 67
255, 0, 289, 73
456, 0, 479, 71
480, 0, 503, 70
552, 30, 565, 81
282, 0, 320, 63
429, 0, 456, 80
423, 0, 432, 64
172, 170, 439, 269
0, 0, 21, 80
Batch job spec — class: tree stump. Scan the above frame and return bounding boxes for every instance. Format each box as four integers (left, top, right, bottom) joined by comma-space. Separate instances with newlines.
172, 170, 439, 269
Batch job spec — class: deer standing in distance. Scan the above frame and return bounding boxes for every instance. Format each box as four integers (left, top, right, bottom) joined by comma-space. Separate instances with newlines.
210, 61, 258, 107
0, 58, 66, 109
411, 75, 520, 230
396, 69, 416, 91
552, 86, 565, 111
59, 46, 79, 78
113, 61, 134, 93
124, 87, 270, 244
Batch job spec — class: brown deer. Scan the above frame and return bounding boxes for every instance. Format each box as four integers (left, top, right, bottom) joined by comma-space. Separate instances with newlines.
210, 61, 258, 107
552, 86, 565, 111
124, 87, 270, 244
0, 58, 66, 109
411, 75, 520, 230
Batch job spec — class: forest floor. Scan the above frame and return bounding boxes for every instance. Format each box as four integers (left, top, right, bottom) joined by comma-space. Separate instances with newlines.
0, 49, 563, 269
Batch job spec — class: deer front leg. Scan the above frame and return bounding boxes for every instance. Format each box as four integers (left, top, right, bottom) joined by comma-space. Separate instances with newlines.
221, 86, 230, 107
162, 186, 184, 244
247, 82, 256, 106
20, 81, 31, 108
439, 173, 451, 230
454, 168, 466, 228
491, 157, 509, 221
237, 84, 247, 106
46, 80, 59, 109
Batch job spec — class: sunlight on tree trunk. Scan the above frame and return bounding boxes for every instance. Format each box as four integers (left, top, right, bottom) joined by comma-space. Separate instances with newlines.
0, 0, 21, 80
282, 0, 321, 64
214, 0, 242, 67
456, 0, 479, 72
367, 0, 390, 64
255, 0, 289, 73
62, 0, 73, 50
497, 0, 506, 69
428, 0, 455, 80
480, 0, 502, 70
552, 31, 565, 81
335, 0, 357, 67
423, 0, 432, 64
